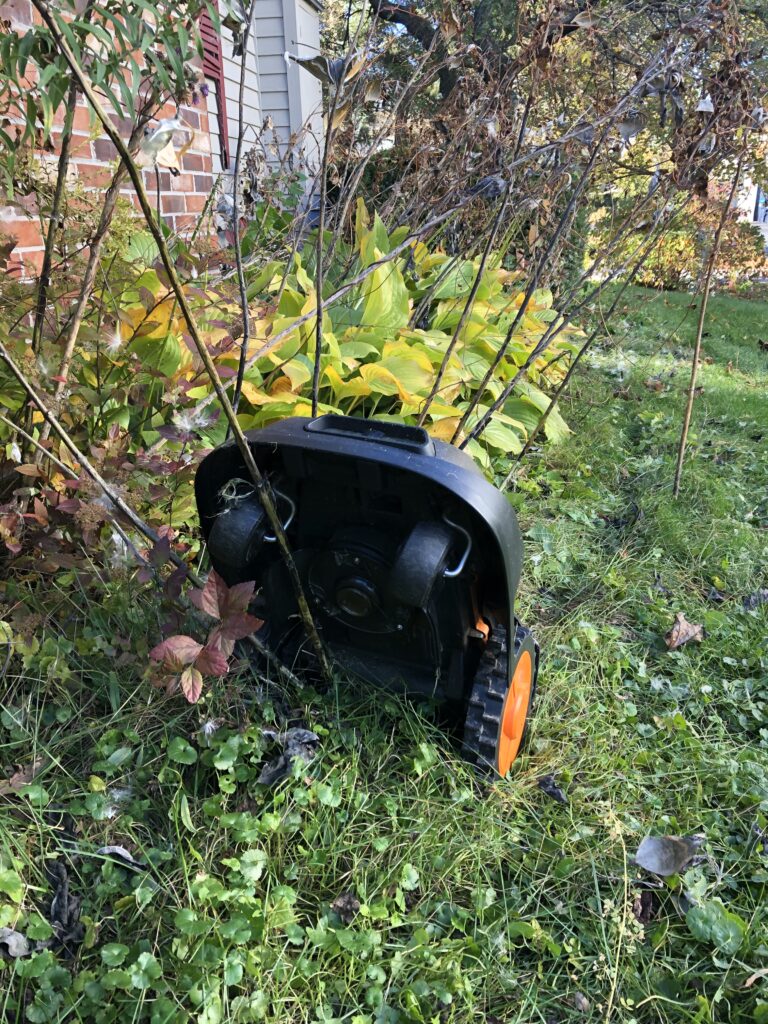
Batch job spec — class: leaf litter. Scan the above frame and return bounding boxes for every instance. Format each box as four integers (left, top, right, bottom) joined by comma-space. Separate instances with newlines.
635, 834, 705, 876
665, 612, 704, 650
258, 728, 320, 786
538, 774, 568, 804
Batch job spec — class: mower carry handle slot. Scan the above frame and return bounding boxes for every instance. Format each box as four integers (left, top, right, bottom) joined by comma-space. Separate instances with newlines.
263, 490, 296, 542
442, 515, 472, 578
304, 414, 434, 454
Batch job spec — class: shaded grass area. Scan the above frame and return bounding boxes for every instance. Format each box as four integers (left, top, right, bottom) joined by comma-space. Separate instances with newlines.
1, 286, 767, 1023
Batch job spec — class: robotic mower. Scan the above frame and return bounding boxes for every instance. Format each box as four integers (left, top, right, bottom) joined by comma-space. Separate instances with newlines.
194, 415, 539, 775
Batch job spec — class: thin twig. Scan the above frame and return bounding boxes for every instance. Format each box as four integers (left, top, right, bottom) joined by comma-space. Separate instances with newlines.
230, 0, 259, 422
417, 185, 512, 425
504, 207, 690, 481
38, 127, 146, 446
673, 151, 745, 497
311, 62, 346, 416
31, 80, 79, 357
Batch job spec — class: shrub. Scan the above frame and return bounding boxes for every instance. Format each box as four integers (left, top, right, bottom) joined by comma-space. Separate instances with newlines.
0, 200, 578, 567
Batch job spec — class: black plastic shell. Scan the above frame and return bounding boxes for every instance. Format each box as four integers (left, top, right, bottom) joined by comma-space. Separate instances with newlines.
196, 416, 523, 625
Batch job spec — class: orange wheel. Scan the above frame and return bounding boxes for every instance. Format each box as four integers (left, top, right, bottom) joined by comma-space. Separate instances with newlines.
462, 623, 539, 776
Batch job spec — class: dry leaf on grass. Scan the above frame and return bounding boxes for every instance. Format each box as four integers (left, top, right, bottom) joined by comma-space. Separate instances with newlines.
0, 927, 33, 958
635, 834, 704, 876
665, 612, 704, 650
0, 758, 45, 796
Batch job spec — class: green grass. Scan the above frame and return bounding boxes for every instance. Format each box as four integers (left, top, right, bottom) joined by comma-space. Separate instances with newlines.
1, 286, 767, 1023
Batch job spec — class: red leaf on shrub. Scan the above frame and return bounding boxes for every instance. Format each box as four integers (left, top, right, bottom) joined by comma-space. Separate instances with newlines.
223, 580, 256, 616
33, 499, 49, 526
56, 498, 80, 513
219, 612, 264, 641
190, 569, 228, 619
207, 627, 235, 659
148, 535, 172, 567
163, 566, 187, 601
149, 635, 203, 670
180, 666, 203, 703
195, 643, 230, 677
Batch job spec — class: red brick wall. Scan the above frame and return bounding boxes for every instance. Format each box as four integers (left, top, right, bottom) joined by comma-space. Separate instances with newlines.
1, 0, 216, 277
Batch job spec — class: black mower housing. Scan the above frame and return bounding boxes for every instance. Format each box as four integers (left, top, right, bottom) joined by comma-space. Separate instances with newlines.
195, 415, 523, 705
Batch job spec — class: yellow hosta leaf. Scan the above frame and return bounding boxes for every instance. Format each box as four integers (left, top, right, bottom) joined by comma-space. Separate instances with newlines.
381, 341, 433, 372
380, 356, 434, 398
324, 365, 372, 401
424, 401, 461, 420
426, 416, 462, 442
282, 358, 313, 392
359, 363, 422, 404
269, 376, 294, 396
359, 363, 400, 396
239, 380, 268, 406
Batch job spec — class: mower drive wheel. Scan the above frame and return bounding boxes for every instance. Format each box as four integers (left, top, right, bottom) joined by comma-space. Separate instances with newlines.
462, 623, 538, 776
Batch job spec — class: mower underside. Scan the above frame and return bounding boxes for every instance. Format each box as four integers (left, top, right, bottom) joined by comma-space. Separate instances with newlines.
195, 416, 537, 770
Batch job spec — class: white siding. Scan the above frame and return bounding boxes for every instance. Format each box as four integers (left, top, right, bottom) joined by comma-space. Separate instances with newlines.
253, 0, 291, 140
221, 22, 263, 162
206, 78, 224, 175
207, 0, 323, 180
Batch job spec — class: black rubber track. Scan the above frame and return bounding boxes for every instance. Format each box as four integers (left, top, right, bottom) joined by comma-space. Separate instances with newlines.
461, 622, 539, 774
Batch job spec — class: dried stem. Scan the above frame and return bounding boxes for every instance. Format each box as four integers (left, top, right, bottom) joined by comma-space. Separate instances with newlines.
417, 186, 512, 425
38, 138, 143, 445
230, 0, 259, 422
505, 208, 689, 480
311, 65, 346, 416
673, 151, 744, 497
31, 81, 78, 357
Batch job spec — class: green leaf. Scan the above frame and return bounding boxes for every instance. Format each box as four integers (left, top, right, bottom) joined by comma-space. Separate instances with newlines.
356, 260, 411, 340
212, 734, 242, 770
686, 899, 747, 956
133, 333, 182, 378
167, 736, 198, 765
124, 231, 159, 268
174, 908, 210, 936
400, 864, 419, 891
0, 869, 23, 903
101, 943, 130, 967
239, 849, 268, 882
178, 792, 197, 834
129, 951, 162, 989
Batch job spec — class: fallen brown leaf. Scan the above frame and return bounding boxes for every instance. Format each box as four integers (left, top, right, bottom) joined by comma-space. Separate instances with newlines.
745, 968, 768, 988
644, 377, 664, 392
665, 612, 704, 650
0, 757, 44, 796
636, 834, 704, 875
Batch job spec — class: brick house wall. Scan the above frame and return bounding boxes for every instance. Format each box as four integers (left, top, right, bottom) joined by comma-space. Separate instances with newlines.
0, 0, 217, 277
0, 0, 323, 278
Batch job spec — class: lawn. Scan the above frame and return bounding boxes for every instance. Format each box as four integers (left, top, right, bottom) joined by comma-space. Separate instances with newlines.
1, 286, 767, 1023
